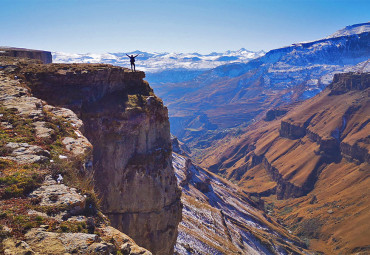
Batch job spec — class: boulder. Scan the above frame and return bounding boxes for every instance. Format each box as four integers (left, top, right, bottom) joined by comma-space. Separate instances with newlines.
29, 175, 86, 215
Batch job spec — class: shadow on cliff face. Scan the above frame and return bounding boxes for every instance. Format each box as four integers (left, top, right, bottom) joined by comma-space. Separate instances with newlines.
19, 63, 151, 112
15, 62, 182, 255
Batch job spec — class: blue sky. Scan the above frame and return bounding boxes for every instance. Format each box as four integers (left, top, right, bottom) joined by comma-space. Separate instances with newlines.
1, 0, 369, 53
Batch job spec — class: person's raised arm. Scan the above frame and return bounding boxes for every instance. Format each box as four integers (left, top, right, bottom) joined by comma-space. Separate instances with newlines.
135, 54, 139, 58
126, 54, 130, 57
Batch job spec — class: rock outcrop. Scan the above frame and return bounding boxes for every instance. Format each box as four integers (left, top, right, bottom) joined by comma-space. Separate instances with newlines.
14, 62, 182, 254
171, 135, 191, 156
329, 72, 369, 94
0, 47, 52, 64
0, 56, 153, 255
264, 108, 288, 121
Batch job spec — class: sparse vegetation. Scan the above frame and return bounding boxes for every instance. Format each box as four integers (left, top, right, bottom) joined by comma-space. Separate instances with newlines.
0, 163, 46, 199
279, 205, 293, 216
264, 202, 275, 213
0, 90, 100, 242
126, 94, 146, 109
0, 107, 36, 146
47, 154, 101, 217
296, 218, 323, 239
0, 199, 49, 238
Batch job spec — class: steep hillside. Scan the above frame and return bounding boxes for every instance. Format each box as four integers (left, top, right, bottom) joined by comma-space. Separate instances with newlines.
0, 53, 182, 254
159, 23, 369, 150
200, 72, 370, 254
172, 152, 307, 254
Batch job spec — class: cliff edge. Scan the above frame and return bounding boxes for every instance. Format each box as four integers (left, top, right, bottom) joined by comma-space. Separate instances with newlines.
0, 54, 182, 254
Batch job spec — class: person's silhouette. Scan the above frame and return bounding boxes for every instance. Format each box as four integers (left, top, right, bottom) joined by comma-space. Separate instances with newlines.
126, 54, 139, 72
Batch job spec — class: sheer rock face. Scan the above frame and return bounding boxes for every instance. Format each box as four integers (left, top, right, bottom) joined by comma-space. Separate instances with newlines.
0, 47, 52, 64
329, 72, 369, 94
20, 63, 182, 255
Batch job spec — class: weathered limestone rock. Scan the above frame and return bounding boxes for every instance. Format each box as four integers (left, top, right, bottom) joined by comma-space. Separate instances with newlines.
3, 239, 35, 255
0, 60, 154, 255
0, 121, 13, 129
32, 121, 54, 139
20, 63, 182, 254
4, 226, 153, 255
43, 105, 84, 131
279, 120, 306, 139
62, 136, 92, 156
83, 95, 181, 255
171, 134, 191, 156
329, 72, 369, 94
87, 242, 116, 254
25, 228, 100, 254
0, 142, 50, 164
100, 226, 153, 255
29, 175, 86, 214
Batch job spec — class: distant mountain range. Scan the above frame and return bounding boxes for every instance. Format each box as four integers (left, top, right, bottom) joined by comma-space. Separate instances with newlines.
152, 22, 369, 149
326, 22, 370, 38
53, 22, 370, 154
198, 72, 370, 254
53, 48, 265, 73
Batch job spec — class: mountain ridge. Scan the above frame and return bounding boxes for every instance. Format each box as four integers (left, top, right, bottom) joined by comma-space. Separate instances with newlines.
157, 23, 369, 152
53, 49, 265, 73
172, 152, 307, 254
199, 72, 370, 254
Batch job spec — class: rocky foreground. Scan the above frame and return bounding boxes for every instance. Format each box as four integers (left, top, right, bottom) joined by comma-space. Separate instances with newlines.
0, 52, 181, 255
0, 56, 152, 254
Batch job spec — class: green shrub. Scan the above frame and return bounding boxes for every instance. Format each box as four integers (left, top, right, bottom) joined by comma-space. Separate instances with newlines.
3, 185, 23, 198
35, 215, 43, 223
0, 170, 44, 199
23, 222, 34, 231
60, 224, 69, 232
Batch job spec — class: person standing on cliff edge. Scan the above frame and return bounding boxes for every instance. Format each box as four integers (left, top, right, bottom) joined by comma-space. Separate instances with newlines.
126, 54, 139, 72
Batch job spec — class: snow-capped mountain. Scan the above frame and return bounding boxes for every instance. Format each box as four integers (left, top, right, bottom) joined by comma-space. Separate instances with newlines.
52, 49, 265, 73
326, 22, 370, 39
155, 23, 370, 149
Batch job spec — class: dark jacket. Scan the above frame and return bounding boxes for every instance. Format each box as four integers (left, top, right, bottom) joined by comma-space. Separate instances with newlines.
126, 54, 138, 63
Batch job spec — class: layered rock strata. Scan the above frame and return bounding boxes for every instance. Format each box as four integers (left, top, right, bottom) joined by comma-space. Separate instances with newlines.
199, 72, 369, 253
202, 72, 369, 199
0, 47, 52, 64
17, 62, 182, 254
